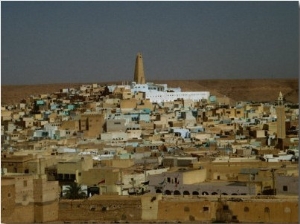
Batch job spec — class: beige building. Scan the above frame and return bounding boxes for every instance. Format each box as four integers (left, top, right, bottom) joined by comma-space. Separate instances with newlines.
276, 106, 286, 139
1, 174, 59, 223
120, 98, 137, 111
1, 109, 12, 121
1, 154, 36, 173
80, 166, 124, 195
57, 156, 93, 183
81, 113, 105, 138
136, 99, 154, 110
60, 119, 80, 132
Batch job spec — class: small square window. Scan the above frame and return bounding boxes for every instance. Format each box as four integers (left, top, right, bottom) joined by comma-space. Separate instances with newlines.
283, 186, 288, 191
203, 206, 209, 212
264, 207, 270, 213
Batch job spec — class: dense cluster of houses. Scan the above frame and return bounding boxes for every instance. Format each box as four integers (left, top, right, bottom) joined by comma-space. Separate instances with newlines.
2, 80, 298, 186
1, 79, 299, 223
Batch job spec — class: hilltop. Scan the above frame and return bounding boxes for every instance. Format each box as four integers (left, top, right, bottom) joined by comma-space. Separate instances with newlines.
1, 78, 298, 105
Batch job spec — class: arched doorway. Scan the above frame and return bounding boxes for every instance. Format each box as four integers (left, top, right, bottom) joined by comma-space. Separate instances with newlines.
165, 190, 171, 195
174, 190, 181, 195
202, 191, 209, 195
183, 191, 190, 195
211, 192, 218, 195
192, 191, 199, 195
156, 189, 162, 193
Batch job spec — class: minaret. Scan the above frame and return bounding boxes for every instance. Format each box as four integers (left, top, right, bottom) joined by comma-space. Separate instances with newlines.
277, 91, 284, 106
134, 52, 146, 84
276, 92, 286, 150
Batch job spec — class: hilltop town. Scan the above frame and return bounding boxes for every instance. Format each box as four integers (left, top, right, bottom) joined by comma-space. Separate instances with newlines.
1, 53, 299, 223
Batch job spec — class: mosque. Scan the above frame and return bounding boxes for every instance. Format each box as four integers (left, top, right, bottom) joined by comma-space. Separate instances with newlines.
110, 53, 210, 103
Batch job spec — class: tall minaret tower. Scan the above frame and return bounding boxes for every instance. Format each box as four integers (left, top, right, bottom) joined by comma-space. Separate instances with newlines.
277, 91, 284, 106
134, 52, 146, 84
276, 91, 286, 150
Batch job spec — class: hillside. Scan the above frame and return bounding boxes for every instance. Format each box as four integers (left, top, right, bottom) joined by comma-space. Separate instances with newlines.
162, 79, 298, 103
1, 79, 298, 105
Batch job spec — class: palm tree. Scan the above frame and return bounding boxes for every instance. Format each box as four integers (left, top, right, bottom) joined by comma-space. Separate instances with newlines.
63, 182, 86, 199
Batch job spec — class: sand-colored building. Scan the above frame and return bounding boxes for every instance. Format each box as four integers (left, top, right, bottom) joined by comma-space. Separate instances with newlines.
57, 156, 93, 183
80, 113, 105, 138
1, 154, 37, 173
1, 174, 59, 223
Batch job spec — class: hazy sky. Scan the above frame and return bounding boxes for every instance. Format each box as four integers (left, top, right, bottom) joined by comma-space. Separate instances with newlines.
1, 1, 299, 85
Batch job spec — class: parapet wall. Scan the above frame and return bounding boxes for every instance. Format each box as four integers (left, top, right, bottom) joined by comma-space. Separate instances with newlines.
157, 196, 298, 223
58, 194, 298, 223
58, 195, 142, 222
2, 203, 34, 223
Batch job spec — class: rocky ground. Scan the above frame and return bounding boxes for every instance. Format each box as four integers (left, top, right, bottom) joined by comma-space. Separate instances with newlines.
1, 79, 298, 105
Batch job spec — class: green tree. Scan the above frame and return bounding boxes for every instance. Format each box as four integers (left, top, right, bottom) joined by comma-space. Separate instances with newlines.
63, 182, 86, 199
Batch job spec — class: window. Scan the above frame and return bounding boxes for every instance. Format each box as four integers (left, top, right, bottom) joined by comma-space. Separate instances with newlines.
184, 206, 190, 212
167, 177, 171, 183
23, 180, 27, 187
58, 174, 63, 180
223, 205, 229, 211
283, 186, 288, 191
264, 207, 270, 213
203, 206, 209, 212
244, 207, 249, 212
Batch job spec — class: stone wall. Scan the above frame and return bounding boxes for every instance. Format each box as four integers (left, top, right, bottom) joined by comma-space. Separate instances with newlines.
157, 196, 298, 223
58, 195, 298, 223
58, 195, 142, 222
157, 197, 215, 222
227, 199, 298, 223
141, 193, 162, 220
2, 175, 59, 223
2, 203, 34, 223
1, 178, 16, 219
34, 200, 59, 223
